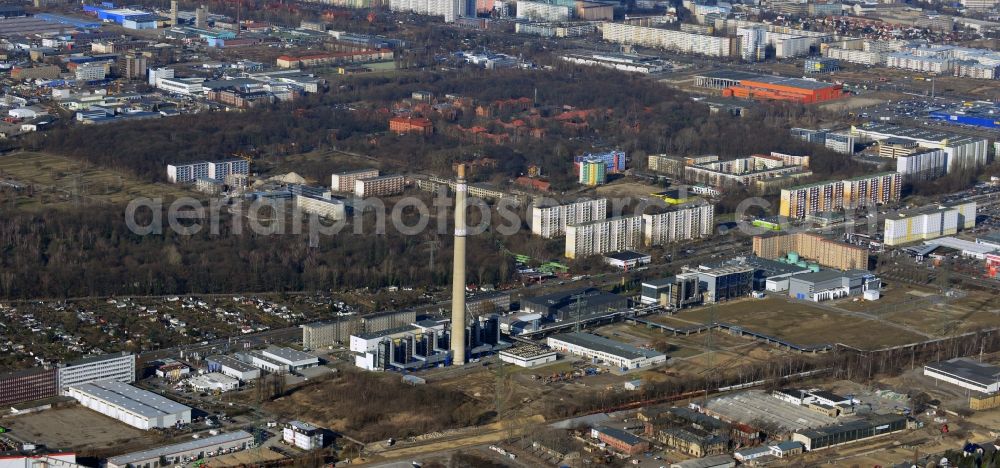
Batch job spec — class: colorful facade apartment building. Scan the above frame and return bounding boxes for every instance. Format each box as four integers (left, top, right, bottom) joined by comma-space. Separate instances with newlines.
578, 159, 607, 186
780, 172, 901, 219
573, 150, 626, 174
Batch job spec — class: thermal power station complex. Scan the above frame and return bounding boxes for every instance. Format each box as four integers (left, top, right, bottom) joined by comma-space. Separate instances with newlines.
349, 165, 511, 371
451, 164, 468, 366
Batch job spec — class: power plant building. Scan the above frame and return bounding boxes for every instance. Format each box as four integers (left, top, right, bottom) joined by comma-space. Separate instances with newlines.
301, 310, 416, 350
521, 287, 628, 321
531, 198, 607, 238
547, 332, 666, 370
67, 381, 192, 430
691, 265, 754, 303
640, 274, 702, 308
350, 316, 504, 371
883, 201, 976, 246
565, 215, 642, 258
787, 269, 880, 302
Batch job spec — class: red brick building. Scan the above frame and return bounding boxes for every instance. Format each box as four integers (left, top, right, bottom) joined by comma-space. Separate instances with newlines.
592, 426, 650, 456
389, 116, 433, 136
0, 368, 58, 406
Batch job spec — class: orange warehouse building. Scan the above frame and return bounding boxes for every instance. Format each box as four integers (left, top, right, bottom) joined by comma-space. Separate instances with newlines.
723, 77, 844, 104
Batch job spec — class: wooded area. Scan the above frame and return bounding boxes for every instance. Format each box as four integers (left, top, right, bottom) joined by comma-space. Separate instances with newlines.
31, 68, 862, 191
0, 203, 515, 299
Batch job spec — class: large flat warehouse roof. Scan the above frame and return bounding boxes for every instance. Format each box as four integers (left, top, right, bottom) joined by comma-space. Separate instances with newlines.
549, 332, 663, 360
68, 381, 190, 419
107, 431, 253, 466
704, 390, 839, 432
856, 122, 985, 144
694, 70, 762, 81
925, 357, 1000, 388
743, 75, 838, 91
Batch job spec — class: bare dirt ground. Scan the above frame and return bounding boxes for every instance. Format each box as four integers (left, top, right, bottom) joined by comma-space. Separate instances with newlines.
0, 151, 194, 210
676, 297, 926, 349
0, 405, 162, 453
210, 447, 288, 467
592, 179, 666, 200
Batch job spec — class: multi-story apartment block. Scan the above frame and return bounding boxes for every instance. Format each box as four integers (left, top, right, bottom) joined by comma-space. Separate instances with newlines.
354, 174, 405, 197
531, 198, 607, 238
883, 201, 976, 246
565, 215, 642, 259
601, 22, 737, 58
574, 150, 627, 174
331, 168, 379, 192
388, 0, 465, 22
886, 52, 954, 74
516, 0, 570, 21
647, 154, 687, 177
684, 155, 811, 188
896, 149, 948, 182
75, 61, 110, 81
779, 180, 844, 219
641, 201, 714, 246
578, 159, 607, 186
167, 161, 209, 183
842, 172, 902, 210
780, 172, 900, 219
208, 159, 250, 181
753, 232, 868, 270
823, 47, 885, 66
295, 195, 346, 220
57, 352, 135, 395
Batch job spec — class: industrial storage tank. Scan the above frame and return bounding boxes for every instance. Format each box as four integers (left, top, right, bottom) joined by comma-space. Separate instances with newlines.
788, 251, 800, 263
